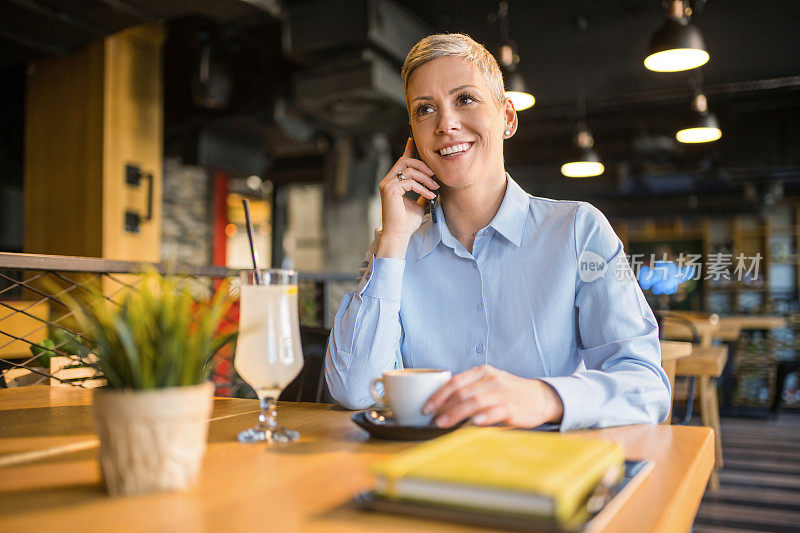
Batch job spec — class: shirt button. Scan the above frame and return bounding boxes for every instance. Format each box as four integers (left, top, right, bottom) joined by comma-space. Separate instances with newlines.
476, 344, 484, 353
473, 263, 478, 269
476, 303, 483, 311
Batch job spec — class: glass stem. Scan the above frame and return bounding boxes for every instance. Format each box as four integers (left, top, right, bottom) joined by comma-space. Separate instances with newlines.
257, 395, 279, 430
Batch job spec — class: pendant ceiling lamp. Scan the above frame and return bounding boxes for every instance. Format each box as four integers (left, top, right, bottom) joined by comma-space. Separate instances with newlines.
676, 92, 721, 143
562, 125, 604, 178
504, 67, 535, 111
644, 0, 709, 72
561, 17, 602, 179
496, 2, 535, 111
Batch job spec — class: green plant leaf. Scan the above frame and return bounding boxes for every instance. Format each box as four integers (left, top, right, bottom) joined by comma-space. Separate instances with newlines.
112, 309, 143, 388
53, 272, 237, 390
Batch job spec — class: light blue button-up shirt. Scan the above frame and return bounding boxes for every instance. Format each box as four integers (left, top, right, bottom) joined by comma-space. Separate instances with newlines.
325, 175, 670, 430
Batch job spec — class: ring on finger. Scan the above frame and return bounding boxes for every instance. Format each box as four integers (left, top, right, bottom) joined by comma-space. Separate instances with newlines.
396, 170, 406, 181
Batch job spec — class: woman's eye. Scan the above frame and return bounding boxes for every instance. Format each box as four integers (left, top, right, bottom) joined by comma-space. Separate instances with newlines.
457, 94, 475, 105
415, 104, 434, 116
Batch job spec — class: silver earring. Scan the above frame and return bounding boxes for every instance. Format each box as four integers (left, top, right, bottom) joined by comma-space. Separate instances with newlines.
504, 129, 511, 137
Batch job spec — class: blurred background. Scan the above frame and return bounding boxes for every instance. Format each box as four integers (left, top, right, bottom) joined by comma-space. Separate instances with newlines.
1, 1, 800, 409
0, 0, 796, 286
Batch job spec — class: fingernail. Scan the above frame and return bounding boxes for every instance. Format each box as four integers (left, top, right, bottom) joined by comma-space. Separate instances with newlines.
422, 402, 433, 414
472, 414, 486, 424
435, 416, 448, 428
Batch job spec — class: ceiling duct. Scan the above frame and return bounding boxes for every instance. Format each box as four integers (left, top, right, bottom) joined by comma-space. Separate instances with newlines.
292, 50, 407, 131
284, 0, 431, 131
282, 0, 428, 64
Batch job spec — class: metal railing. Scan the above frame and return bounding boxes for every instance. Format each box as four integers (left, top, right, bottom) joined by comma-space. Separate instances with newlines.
0, 252, 356, 396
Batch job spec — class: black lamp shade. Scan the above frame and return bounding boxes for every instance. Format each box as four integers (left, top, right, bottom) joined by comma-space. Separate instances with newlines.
579, 147, 601, 164
507, 70, 526, 93
648, 18, 707, 55
676, 110, 721, 143
645, 17, 709, 72
503, 70, 535, 110
692, 111, 719, 130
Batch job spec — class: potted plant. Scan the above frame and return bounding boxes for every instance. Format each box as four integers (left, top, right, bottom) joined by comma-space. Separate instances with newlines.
61, 273, 236, 496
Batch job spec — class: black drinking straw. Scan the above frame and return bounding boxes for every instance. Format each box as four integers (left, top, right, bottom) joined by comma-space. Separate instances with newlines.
242, 199, 263, 285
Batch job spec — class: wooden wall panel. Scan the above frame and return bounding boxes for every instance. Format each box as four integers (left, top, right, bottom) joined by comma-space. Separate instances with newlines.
102, 25, 164, 262
24, 24, 164, 262
24, 40, 104, 257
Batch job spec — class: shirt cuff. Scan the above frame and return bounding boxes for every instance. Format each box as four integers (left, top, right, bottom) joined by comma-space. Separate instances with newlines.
538, 375, 599, 432
358, 256, 405, 301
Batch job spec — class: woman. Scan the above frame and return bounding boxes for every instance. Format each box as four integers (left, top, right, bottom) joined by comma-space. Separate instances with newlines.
325, 33, 670, 430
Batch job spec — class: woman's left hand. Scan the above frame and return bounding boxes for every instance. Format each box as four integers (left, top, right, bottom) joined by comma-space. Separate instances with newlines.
422, 365, 564, 428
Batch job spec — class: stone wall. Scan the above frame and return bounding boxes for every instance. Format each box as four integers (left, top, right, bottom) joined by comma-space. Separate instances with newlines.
161, 157, 212, 266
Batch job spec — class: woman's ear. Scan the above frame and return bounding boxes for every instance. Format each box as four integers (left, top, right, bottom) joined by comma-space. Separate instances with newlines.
503, 98, 518, 139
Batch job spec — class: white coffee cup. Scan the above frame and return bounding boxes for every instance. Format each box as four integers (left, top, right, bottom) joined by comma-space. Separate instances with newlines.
369, 369, 451, 427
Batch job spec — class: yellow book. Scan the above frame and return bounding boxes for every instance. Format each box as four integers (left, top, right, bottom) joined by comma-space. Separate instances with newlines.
372, 427, 624, 524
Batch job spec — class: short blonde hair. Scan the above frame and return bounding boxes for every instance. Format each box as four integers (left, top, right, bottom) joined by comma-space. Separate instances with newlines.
401, 33, 506, 113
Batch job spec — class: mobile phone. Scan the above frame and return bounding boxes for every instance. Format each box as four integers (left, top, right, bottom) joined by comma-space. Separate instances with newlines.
409, 130, 438, 224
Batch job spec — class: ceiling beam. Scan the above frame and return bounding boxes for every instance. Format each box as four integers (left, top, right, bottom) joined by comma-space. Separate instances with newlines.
0, 29, 68, 56
532, 76, 800, 119
7, 0, 113, 35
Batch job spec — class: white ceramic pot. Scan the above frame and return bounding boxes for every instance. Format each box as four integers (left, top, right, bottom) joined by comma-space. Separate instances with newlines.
92, 381, 214, 496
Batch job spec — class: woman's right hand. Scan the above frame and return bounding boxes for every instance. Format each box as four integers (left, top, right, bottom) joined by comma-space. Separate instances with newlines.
376, 138, 439, 259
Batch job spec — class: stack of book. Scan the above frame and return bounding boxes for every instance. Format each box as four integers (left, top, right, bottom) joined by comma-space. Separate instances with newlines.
368, 427, 628, 529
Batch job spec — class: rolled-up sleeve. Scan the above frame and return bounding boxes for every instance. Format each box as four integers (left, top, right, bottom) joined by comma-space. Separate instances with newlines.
325, 236, 406, 409
540, 203, 671, 430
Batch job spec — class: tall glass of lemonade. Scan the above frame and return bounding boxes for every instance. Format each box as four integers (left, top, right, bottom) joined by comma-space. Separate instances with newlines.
235, 269, 304, 443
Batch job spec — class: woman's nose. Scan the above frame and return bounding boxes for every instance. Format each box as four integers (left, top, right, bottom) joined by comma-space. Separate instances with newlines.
435, 107, 461, 134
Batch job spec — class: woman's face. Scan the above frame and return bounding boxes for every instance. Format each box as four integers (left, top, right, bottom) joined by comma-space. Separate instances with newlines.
407, 56, 516, 190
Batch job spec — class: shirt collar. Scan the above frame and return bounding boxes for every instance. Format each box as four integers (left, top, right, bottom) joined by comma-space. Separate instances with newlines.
417, 206, 445, 260
488, 173, 529, 247
416, 173, 529, 260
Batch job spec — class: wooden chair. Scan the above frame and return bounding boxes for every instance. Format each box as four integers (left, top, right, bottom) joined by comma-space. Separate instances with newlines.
659, 340, 693, 425
3, 355, 105, 388
675, 344, 727, 490
49, 355, 105, 388
280, 326, 334, 403
660, 310, 719, 347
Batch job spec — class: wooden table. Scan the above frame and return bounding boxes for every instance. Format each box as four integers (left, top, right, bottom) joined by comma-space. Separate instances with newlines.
713, 324, 742, 342
659, 340, 693, 424
659, 314, 788, 418
0, 386, 714, 533
717, 315, 787, 332
661, 313, 787, 344
716, 315, 787, 341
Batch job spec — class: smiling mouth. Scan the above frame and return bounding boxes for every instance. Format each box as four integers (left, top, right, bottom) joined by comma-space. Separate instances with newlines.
436, 142, 474, 157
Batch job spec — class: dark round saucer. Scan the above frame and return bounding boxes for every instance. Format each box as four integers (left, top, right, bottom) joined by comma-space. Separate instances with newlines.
351, 411, 466, 441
